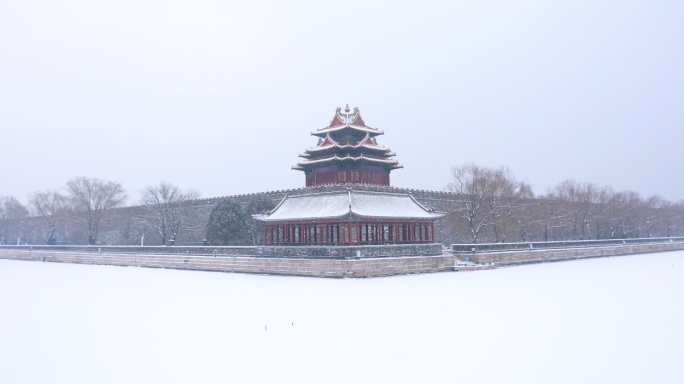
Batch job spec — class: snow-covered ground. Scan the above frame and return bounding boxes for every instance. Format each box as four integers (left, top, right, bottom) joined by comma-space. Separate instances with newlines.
1, 252, 683, 384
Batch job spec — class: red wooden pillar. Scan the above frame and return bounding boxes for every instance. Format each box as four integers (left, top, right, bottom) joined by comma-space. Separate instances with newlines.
318, 224, 322, 245
430, 222, 435, 243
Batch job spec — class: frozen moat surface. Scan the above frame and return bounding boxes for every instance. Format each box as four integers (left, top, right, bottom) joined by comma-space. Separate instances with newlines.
1, 251, 683, 383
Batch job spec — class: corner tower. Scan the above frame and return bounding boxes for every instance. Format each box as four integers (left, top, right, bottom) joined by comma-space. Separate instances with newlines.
293, 105, 403, 187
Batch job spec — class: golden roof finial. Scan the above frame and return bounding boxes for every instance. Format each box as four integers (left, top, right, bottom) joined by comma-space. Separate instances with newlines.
344, 104, 350, 113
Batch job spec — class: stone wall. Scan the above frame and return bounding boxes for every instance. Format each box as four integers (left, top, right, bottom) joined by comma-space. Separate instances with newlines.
465, 241, 684, 266
0, 243, 442, 259
452, 237, 684, 253
0, 250, 454, 278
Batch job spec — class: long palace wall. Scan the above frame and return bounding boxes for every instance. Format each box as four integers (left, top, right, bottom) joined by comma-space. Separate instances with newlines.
72, 184, 459, 246
3, 184, 462, 246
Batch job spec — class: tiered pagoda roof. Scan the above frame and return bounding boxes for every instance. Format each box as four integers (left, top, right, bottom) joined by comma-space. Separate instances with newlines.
293, 105, 402, 186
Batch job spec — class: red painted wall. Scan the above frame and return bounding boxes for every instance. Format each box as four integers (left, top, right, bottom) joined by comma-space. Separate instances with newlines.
306, 169, 390, 186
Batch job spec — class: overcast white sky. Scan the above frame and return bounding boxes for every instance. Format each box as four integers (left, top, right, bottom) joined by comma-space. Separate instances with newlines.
1, 0, 683, 204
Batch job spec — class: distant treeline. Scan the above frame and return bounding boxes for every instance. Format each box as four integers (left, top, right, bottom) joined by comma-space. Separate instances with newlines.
1, 166, 683, 245
0, 178, 205, 246
443, 164, 684, 244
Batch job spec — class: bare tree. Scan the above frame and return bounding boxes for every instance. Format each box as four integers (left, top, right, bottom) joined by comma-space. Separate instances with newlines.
663, 201, 684, 237
549, 180, 603, 240
537, 194, 568, 241
447, 164, 530, 243
447, 164, 495, 243
65, 177, 127, 245
138, 182, 200, 245
129, 216, 150, 246
28, 190, 66, 244
592, 186, 613, 239
643, 195, 665, 238
487, 171, 534, 243
0, 196, 30, 244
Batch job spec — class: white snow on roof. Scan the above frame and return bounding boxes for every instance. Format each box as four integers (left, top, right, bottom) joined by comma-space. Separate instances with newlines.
312, 124, 384, 136
296, 154, 400, 166
254, 191, 445, 222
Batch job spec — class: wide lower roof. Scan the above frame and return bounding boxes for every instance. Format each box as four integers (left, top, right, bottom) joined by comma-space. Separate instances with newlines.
253, 190, 445, 222
292, 154, 403, 170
